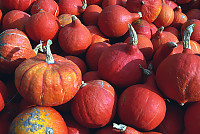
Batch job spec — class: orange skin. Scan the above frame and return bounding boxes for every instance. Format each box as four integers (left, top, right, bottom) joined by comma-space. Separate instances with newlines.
0, 29, 36, 74
15, 53, 82, 106
9, 106, 68, 134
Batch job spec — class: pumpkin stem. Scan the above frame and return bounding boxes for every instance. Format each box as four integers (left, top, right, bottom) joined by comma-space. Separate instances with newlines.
33, 40, 44, 54
128, 23, 138, 46
113, 123, 127, 132
80, 81, 87, 88
72, 15, 78, 21
141, 1, 145, 5
81, 0, 87, 10
158, 26, 164, 33
139, 64, 152, 76
182, 24, 195, 50
168, 42, 178, 48
46, 127, 54, 134
45, 39, 54, 64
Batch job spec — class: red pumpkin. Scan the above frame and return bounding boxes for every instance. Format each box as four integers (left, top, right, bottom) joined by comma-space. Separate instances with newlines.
82, 4, 102, 26
58, 0, 86, 17
165, 0, 178, 9
86, 25, 110, 44
102, 0, 123, 8
64, 55, 87, 75
2, 10, 30, 31
176, 0, 192, 4
87, 0, 102, 5
118, 83, 166, 131
156, 24, 200, 105
0, 80, 8, 102
15, 40, 82, 106
124, 34, 154, 61
31, 0, 59, 16
171, 6, 188, 30
164, 26, 180, 40
98, 5, 142, 38
125, 0, 162, 23
98, 24, 147, 88
2, 0, 36, 11
149, 23, 158, 38
185, 9, 200, 20
151, 26, 179, 52
153, 0, 174, 28
184, 101, 200, 134
9, 106, 68, 134
82, 71, 102, 82
25, 10, 60, 43
0, 29, 36, 74
86, 42, 111, 71
58, 15, 92, 55
71, 80, 117, 128
156, 102, 185, 134
181, 19, 200, 44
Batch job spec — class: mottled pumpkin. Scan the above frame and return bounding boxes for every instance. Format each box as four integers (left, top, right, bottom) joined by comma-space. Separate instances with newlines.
9, 106, 68, 134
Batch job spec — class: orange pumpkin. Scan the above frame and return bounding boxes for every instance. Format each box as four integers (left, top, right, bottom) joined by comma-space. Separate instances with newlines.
9, 106, 68, 134
15, 40, 82, 106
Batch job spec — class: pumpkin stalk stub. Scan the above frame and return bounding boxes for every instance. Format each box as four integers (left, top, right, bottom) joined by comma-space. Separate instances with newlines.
183, 24, 195, 50
45, 39, 54, 64
113, 123, 127, 132
128, 23, 138, 45
168, 42, 178, 48
139, 64, 152, 76
81, 0, 87, 10
80, 81, 87, 88
33, 41, 44, 54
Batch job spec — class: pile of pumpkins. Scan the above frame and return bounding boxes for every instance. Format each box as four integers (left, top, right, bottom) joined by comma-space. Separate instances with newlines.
0, 0, 200, 133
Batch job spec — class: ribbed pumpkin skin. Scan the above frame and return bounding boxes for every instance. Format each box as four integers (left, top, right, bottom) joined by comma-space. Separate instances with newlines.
9, 106, 68, 134
0, 29, 36, 74
71, 80, 117, 128
15, 54, 82, 106
156, 53, 200, 104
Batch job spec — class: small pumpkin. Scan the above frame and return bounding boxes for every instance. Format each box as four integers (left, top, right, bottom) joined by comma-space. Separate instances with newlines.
9, 106, 68, 134
0, 29, 36, 74
15, 40, 82, 106
71, 80, 117, 128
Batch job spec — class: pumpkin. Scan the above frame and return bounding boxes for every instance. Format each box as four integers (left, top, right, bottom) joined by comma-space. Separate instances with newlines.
15, 40, 82, 106
0, 80, 8, 103
185, 9, 200, 20
101, 0, 123, 8
98, 24, 147, 88
156, 102, 185, 134
151, 26, 179, 52
86, 25, 110, 44
181, 19, 200, 44
64, 55, 87, 75
117, 82, 166, 131
82, 71, 102, 82
165, 0, 178, 9
58, 0, 87, 17
2, 0, 36, 11
0, 29, 36, 74
156, 24, 200, 105
184, 101, 200, 134
98, 5, 142, 38
87, 0, 102, 5
0, 81, 5, 112
153, 0, 174, 28
30, 0, 59, 16
164, 26, 180, 40
70, 80, 117, 128
82, 4, 102, 26
86, 42, 111, 71
171, 6, 188, 30
125, 0, 162, 23
25, 10, 60, 43
9, 106, 68, 134
2, 10, 30, 31
149, 23, 158, 38
58, 15, 92, 56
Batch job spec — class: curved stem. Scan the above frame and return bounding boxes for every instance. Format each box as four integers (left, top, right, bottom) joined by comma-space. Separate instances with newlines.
182, 24, 195, 49
72, 15, 78, 21
113, 123, 127, 132
158, 26, 164, 33
81, 0, 87, 10
80, 81, 87, 88
128, 23, 138, 46
139, 64, 152, 76
141, 1, 145, 5
33, 40, 44, 54
45, 39, 54, 64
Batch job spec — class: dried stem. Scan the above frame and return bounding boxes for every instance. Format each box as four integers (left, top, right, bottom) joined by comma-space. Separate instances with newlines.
45, 39, 54, 64
128, 23, 138, 46
183, 24, 195, 49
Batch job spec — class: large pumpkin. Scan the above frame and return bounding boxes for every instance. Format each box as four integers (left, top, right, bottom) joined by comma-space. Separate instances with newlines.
15, 40, 82, 106
9, 106, 68, 134
0, 29, 36, 74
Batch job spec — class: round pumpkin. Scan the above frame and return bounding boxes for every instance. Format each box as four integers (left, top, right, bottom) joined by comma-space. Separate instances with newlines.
9, 106, 68, 134
70, 80, 117, 128
0, 29, 36, 74
15, 40, 82, 106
